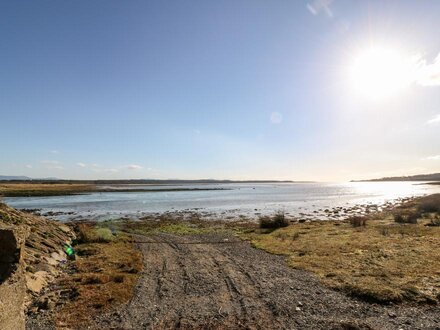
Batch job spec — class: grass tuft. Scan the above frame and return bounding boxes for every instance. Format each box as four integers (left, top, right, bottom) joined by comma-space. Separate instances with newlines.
348, 216, 368, 227
77, 224, 115, 243
393, 210, 420, 224
259, 212, 289, 229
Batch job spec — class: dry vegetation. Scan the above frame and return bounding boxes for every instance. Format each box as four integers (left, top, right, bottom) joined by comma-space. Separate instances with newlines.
259, 211, 289, 229
95, 213, 255, 237
0, 183, 95, 197
0, 183, 227, 197
243, 194, 440, 304
52, 218, 253, 328
53, 223, 142, 329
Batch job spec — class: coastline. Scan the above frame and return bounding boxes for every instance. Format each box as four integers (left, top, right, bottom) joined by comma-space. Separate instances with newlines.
0, 183, 229, 197
2, 193, 440, 329
13, 195, 419, 223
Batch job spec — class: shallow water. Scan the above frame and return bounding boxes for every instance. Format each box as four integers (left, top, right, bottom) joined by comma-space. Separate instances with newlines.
4, 182, 440, 221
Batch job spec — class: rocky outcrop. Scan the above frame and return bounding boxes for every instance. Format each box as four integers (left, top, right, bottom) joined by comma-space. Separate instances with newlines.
0, 225, 28, 330
0, 228, 20, 283
0, 203, 75, 329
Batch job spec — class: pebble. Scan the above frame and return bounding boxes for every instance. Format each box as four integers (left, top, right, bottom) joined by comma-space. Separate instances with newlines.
388, 311, 396, 318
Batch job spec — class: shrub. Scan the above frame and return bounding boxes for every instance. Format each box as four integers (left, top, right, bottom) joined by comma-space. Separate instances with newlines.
394, 211, 420, 224
418, 197, 440, 213
349, 216, 367, 227
394, 213, 405, 223
259, 212, 289, 229
379, 227, 389, 236
406, 212, 419, 224
95, 228, 114, 242
77, 224, 114, 243
428, 215, 440, 227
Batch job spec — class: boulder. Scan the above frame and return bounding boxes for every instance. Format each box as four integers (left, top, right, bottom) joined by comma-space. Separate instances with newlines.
0, 226, 27, 330
0, 229, 20, 284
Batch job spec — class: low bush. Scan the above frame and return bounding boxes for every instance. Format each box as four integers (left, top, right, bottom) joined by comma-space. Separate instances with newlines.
259, 212, 289, 229
394, 211, 420, 224
379, 227, 390, 236
77, 224, 114, 243
418, 195, 440, 214
428, 216, 440, 227
394, 214, 404, 223
406, 212, 419, 224
95, 228, 114, 242
349, 216, 367, 227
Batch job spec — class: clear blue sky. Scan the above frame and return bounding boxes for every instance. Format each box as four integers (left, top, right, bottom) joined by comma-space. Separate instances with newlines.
1, 0, 440, 180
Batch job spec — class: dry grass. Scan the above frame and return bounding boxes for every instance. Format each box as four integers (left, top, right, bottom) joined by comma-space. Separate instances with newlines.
243, 197, 440, 304
259, 212, 289, 229
77, 223, 115, 243
348, 216, 368, 227
0, 183, 95, 197
54, 225, 142, 329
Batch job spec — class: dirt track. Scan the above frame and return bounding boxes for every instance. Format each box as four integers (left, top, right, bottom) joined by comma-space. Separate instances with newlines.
93, 232, 440, 330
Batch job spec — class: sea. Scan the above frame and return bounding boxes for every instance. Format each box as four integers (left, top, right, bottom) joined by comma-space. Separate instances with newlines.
4, 182, 440, 222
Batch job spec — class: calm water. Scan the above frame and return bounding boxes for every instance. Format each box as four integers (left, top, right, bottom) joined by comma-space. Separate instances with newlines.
4, 182, 440, 221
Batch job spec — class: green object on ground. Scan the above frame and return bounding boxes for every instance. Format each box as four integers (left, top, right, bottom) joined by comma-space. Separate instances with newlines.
64, 244, 75, 257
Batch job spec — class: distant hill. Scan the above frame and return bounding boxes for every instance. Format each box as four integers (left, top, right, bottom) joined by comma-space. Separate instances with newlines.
0, 178, 298, 184
0, 176, 59, 181
354, 173, 440, 182
0, 176, 32, 181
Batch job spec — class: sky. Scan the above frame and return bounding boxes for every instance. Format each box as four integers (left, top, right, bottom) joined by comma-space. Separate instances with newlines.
1, 0, 440, 181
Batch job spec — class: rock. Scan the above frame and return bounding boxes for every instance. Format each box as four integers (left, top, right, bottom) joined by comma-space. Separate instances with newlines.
45, 257, 58, 267
26, 271, 49, 294
58, 224, 72, 234
0, 225, 28, 330
50, 251, 65, 262
0, 229, 20, 283
36, 296, 56, 311
387, 311, 396, 318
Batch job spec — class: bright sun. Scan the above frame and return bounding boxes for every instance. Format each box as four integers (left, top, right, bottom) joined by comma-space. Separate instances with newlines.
350, 47, 415, 99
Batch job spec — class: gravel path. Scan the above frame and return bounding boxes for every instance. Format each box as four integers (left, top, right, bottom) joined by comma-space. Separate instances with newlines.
93, 232, 439, 330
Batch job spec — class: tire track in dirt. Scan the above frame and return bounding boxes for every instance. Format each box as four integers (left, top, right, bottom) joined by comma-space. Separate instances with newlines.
93, 233, 440, 330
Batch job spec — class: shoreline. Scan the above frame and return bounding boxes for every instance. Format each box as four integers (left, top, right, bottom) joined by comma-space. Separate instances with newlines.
2, 194, 440, 329
16, 195, 417, 223
0, 183, 230, 197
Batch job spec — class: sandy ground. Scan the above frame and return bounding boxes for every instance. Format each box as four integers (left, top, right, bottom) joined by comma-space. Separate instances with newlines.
89, 232, 439, 330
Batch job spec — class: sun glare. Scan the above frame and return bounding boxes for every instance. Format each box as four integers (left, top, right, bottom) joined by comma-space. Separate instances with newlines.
350, 47, 415, 100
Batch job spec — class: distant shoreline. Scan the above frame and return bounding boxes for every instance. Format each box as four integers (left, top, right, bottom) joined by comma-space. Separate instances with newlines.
0, 183, 232, 197
351, 172, 440, 182
0, 180, 313, 197
0, 178, 304, 184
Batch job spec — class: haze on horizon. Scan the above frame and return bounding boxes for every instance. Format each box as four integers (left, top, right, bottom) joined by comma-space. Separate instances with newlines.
1, 0, 440, 182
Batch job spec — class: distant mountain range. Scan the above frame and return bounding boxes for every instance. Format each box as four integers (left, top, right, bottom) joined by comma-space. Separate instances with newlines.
0, 176, 59, 181
355, 173, 440, 182
0, 177, 298, 184
0, 176, 33, 181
